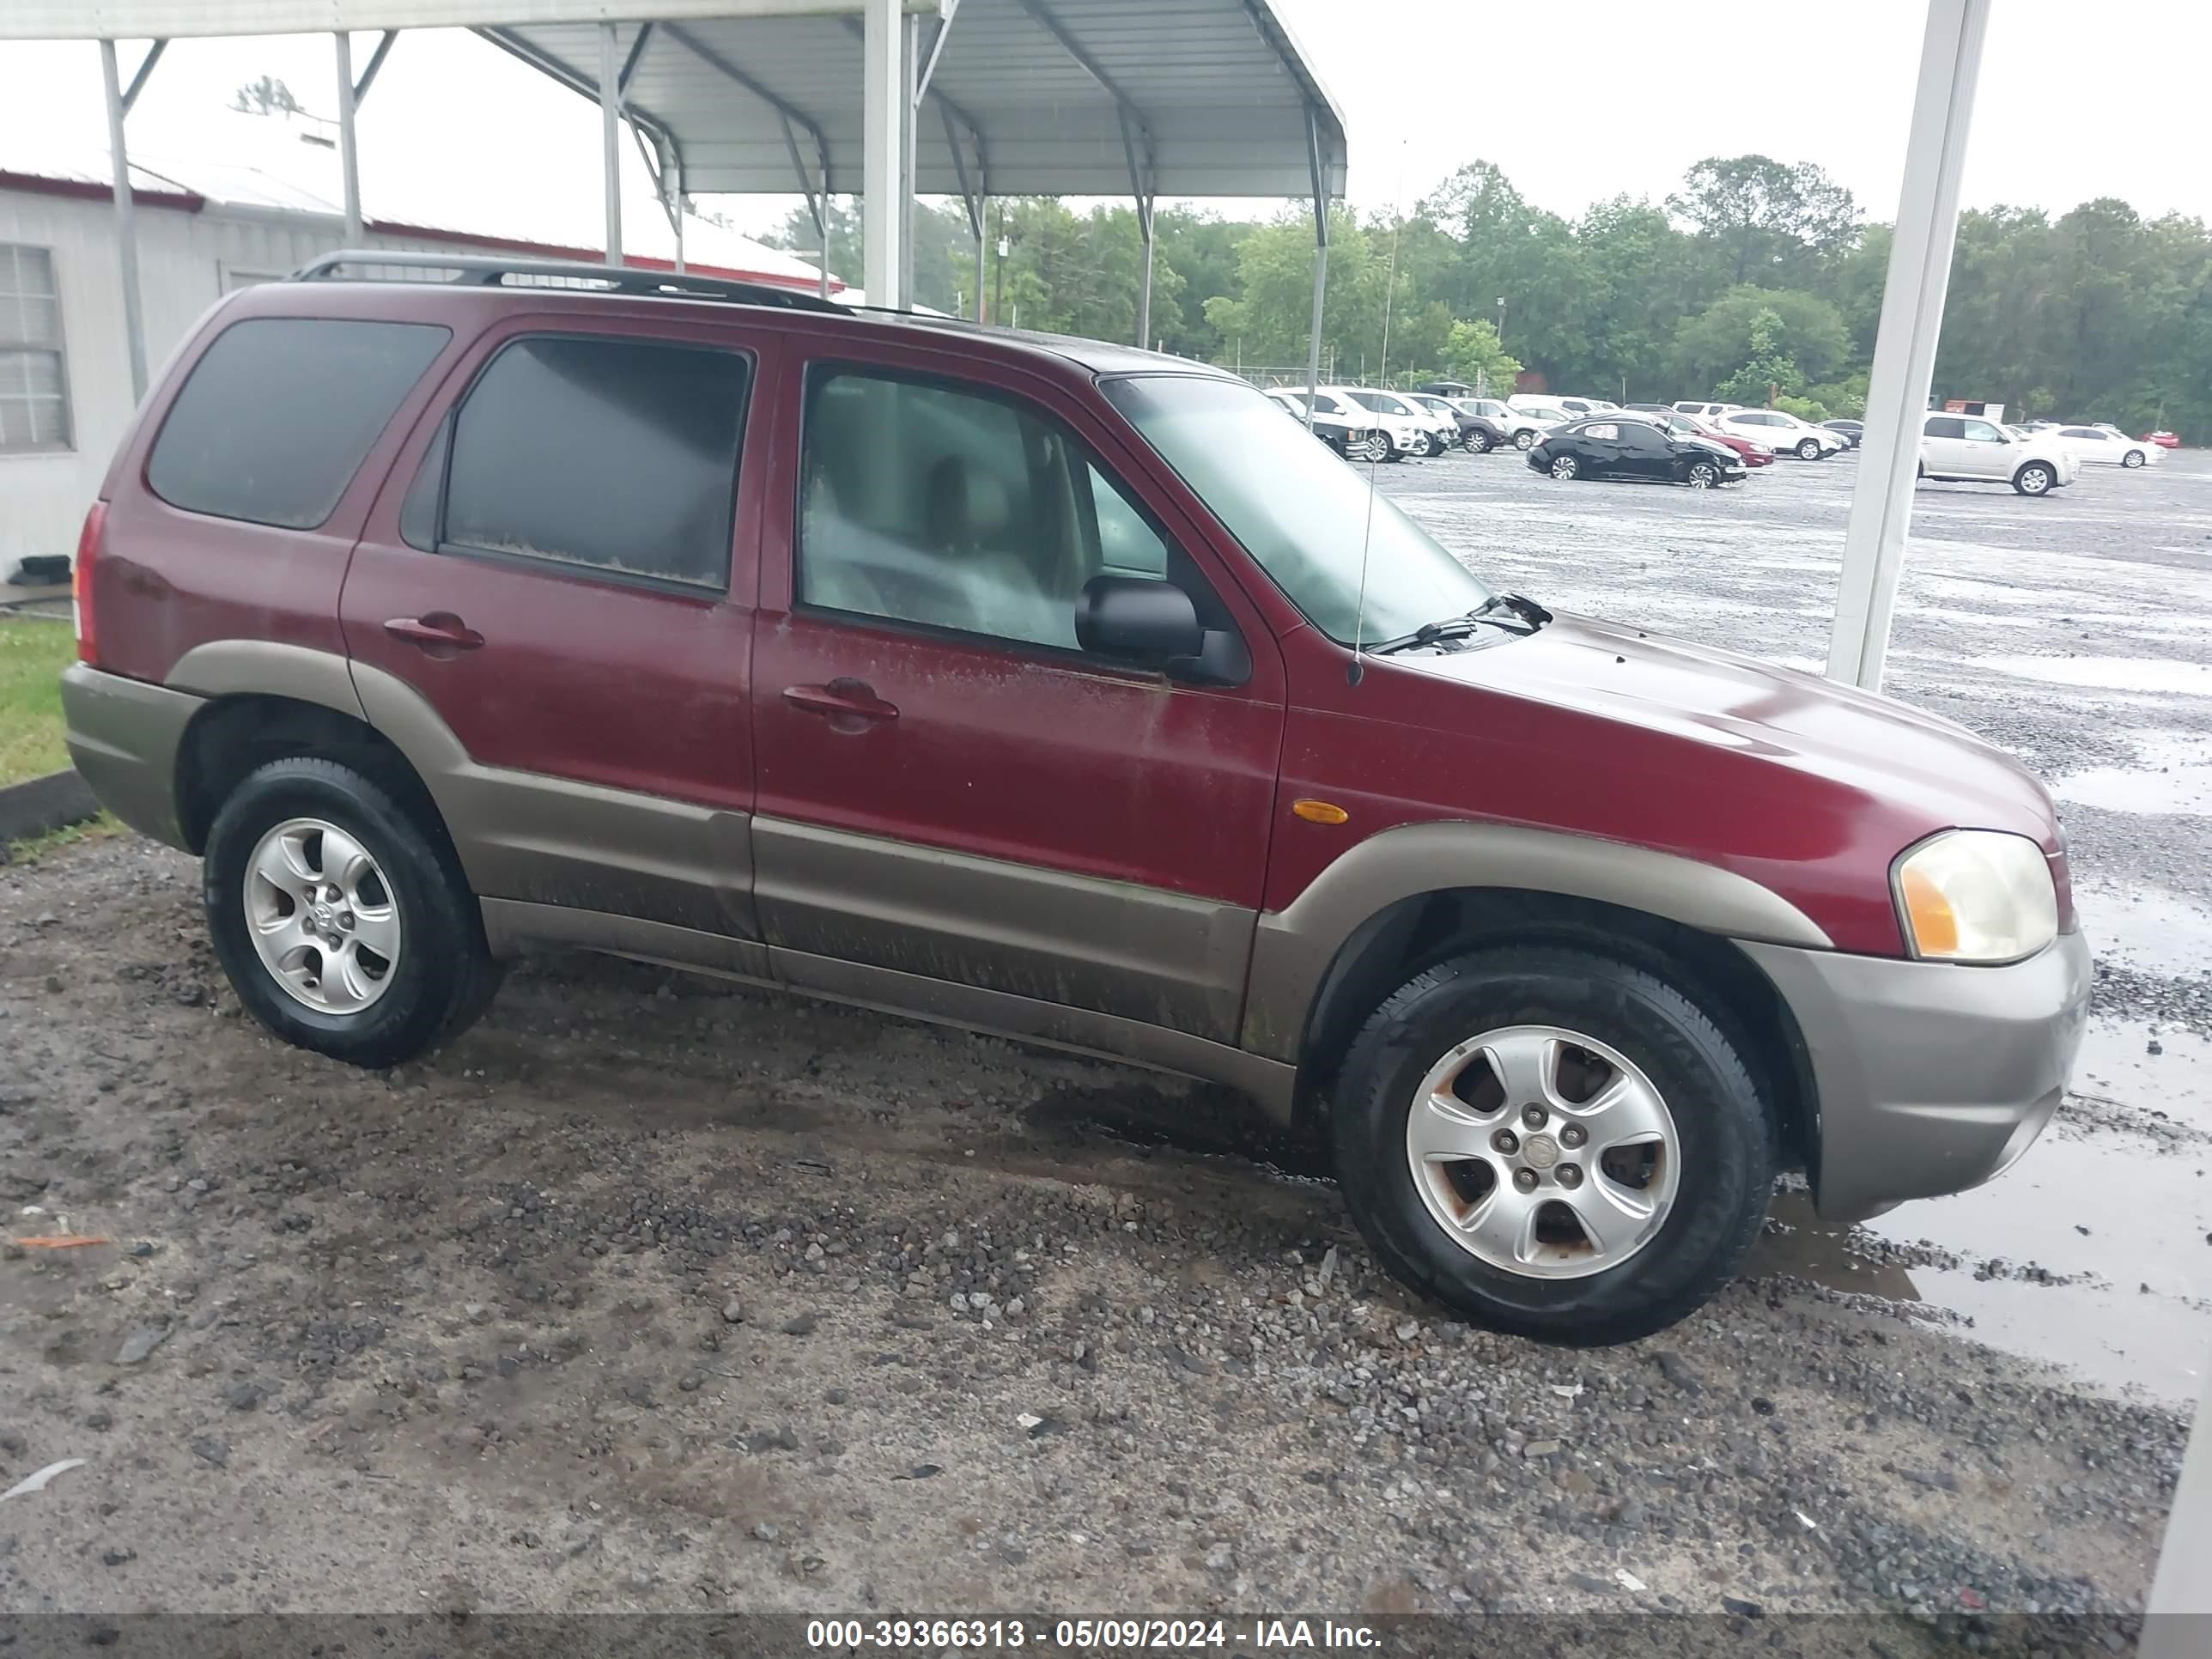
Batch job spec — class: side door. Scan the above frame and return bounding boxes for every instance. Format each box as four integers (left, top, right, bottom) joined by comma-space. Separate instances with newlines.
1922, 416, 1968, 476
748, 353, 1287, 1048
340, 319, 769, 957
1957, 417, 2010, 479
1570, 421, 1627, 475
1610, 420, 1674, 479
2059, 426, 2108, 463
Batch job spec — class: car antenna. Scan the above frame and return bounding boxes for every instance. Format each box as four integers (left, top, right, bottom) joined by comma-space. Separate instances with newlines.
1348, 142, 1410, 689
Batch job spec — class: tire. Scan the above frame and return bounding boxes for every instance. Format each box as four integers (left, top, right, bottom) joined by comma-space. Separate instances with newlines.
2014, 461, 2055, 496
2123, 448, 2146, 469
1796, 438, 1821, 460
1468, 429, 1494, 453
1550, 454, 1580, 480
204, 757, 502, 1068
1685, 459, 1719, 489
1329, 945, 1778, 1345
1413, 431, 1435, 459
1514, 429, 1537, 451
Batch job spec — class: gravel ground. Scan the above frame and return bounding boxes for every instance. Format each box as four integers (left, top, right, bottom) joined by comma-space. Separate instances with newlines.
0, 447, 2203, 1649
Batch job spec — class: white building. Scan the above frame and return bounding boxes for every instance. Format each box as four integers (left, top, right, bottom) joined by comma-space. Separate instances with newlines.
1, 111, 835, 572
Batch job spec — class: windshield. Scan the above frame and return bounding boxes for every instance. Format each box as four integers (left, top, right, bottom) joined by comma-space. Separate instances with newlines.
1103, 375, 1492, 645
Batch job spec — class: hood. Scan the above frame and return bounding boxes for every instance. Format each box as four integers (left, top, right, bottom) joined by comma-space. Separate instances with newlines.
1383, 612, 2057, 843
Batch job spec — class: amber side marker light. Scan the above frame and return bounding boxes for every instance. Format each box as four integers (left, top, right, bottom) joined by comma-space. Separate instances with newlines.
1291, 799, 1350, 825
1899, 864, 1961, 957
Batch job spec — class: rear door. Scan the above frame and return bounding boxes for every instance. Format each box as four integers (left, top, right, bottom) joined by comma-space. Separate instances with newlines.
747, 350, 1287, 1046
340, 316, 769, 951
1610, 420, 1675, 479
1922, 415, 1969, 475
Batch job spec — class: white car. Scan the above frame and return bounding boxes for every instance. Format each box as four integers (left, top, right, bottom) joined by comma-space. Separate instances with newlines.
2051, 423, 2160, 467
1264, 388, 1389, 463
1918, 413, 2078, 495
1498, 402, 1577, 450
1673, 401, 1742, 419
1510, 392, 1615, 420
1336, 387, 1457, 458
1310, 386, 1428, 460
1713, 408, 1845, 459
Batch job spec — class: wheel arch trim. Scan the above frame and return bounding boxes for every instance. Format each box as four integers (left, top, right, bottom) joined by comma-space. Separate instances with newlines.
1239, 819, 1832, 1063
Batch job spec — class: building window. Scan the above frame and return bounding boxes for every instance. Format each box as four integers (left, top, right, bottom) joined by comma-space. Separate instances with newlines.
0, 244, 70, 454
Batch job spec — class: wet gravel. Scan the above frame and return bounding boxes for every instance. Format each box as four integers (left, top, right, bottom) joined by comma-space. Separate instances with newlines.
0, 449, 2204, 1644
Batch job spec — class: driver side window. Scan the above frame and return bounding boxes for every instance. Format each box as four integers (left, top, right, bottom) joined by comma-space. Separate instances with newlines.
796, 367, 1196, 653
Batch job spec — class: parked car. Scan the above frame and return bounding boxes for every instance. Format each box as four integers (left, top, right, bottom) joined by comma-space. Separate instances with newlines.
1644, 409, 1774, 468
1713, 408, 1845, 460
1820, 420, 1863, 449
1917, 414, 2077, 496
1305, 386, 1422, 461
1500, 402, 1577, 450
62, 250, 2091, 1346
1672, 401, 1741, 419
2143, 429, 2180, 448
1511, 393, 1615, 420
1527, 417, 1747, 488
2050, 424, 2160, 468
1405, 392, 1504, 453
1265, 387, 1388, 463
1340, 387, 1457, 458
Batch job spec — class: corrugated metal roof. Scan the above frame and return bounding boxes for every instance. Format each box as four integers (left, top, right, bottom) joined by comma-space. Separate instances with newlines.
494, 0, 1347, 200
0, 1, 919, 42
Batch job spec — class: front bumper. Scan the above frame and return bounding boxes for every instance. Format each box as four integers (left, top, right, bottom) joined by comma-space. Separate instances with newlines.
60, 662, 204, 851
1736, 931, 2092, 1223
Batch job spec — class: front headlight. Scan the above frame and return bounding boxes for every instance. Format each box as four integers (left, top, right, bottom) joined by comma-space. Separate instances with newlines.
1893, 830, 2058, 963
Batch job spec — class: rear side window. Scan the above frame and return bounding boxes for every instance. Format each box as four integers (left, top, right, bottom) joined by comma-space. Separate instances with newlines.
1925, 416, 1966, 439
147, 318, 449, 528
439, 335, 748, 589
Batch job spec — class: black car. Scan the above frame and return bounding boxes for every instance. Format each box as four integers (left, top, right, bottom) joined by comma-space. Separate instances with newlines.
1821, 420, 1863, 449
1264, 388, 1387, 462
1527, 417, 1746, 487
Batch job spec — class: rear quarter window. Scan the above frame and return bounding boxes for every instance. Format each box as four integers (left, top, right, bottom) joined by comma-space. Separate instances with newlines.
146, 317, 449, 529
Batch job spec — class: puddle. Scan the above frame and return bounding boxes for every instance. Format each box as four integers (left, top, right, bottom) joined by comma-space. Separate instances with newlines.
2056, 758, 2212, 817
1970, 654, 2212, 696
2071, 880, 2212, 979
1751, 1018, 2212, 1402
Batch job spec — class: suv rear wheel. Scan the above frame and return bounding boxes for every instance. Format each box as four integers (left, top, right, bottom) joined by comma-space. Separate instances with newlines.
1329, 945, 1776, 1345
2013, 460, 2055, 496
204, 757, 501, 1067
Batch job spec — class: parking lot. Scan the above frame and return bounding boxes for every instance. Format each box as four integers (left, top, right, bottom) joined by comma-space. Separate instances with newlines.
0, 447, 2203, 1638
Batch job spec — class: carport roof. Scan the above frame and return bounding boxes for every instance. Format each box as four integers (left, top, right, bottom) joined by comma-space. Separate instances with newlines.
480, 1, 1347, 202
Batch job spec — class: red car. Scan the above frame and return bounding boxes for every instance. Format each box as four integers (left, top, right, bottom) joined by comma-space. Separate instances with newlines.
61, 252, 2088, 1344
1636, 408, 1774, 467
2143, 430, 2180, 448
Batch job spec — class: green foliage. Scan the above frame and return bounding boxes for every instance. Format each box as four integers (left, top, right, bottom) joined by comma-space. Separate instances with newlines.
1774, 393, 1831, 422
764, 153, 2212, 443
1437, 319, 1522, 395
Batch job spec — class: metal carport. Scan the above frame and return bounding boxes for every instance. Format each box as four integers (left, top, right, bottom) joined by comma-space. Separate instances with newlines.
1, 0, 1351, 408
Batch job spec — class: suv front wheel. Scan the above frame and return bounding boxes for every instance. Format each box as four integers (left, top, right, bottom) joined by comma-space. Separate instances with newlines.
204, 757, 501, 1067
1329, 945, 1777, 1345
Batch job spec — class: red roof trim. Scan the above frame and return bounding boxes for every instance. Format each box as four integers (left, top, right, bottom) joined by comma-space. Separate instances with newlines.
364, 217, 842, 295
0, 169, 204, 212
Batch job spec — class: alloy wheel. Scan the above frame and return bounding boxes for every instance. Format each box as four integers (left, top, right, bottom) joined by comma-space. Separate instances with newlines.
1403, 1024, 1680, 1279
1550, 455, 1579, 480
1686, 462, 1717, 489
243, 817, 401, 1013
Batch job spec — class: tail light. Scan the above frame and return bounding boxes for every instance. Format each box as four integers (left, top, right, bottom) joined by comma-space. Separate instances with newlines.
74, 500, 107, 666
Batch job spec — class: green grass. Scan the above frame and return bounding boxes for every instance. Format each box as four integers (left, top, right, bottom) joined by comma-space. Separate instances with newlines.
7, 811, 120, 864
0, 614, 75, 787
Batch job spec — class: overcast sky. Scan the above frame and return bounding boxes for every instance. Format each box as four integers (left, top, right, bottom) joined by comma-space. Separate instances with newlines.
0, 0, 2205, 265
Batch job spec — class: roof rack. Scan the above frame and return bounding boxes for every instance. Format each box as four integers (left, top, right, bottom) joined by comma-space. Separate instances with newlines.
290, 249, 844, 313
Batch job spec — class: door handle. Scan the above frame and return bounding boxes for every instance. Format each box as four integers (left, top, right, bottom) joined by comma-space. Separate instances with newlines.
383, 613, 484, 653
783, 678, 899, 724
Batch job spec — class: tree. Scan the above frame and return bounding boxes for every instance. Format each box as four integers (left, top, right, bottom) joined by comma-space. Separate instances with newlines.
1674, 287, 1850, 398
1670, 155, 1860, 286
1437, 318, 1522, 396
230, 76, 301, 117
1715, 308, 1802, 405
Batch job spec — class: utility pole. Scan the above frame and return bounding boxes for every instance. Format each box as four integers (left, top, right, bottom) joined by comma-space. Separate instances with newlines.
993, 204, 1007, 323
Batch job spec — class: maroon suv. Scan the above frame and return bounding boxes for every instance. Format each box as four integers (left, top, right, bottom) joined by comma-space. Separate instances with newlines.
61, 252, 2090, 1344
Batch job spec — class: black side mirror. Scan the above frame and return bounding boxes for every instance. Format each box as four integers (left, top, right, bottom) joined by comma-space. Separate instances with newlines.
1074, 574, 1249, 686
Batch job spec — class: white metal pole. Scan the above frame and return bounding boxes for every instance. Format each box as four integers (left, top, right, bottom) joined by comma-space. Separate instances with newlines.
1826, 0, 1990, 690
899, 12, 918, 309
861, 0, 903, 307
99, 39, 148, 404
1136, 209, 1154, 349
599, 22, 623, 266
334, 32, 362, 245
2143, 1350, 2212, 1657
